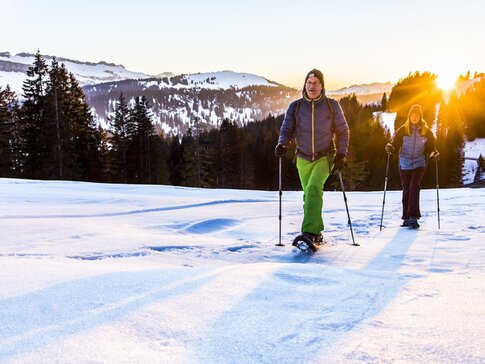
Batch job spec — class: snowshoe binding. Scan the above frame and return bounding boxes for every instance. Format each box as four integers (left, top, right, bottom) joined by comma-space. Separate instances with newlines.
406, 217, 420, 229
292, 232, 324, 253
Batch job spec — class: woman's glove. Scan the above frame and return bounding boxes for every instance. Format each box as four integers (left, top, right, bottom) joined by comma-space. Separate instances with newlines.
430, 151, 441, 161
385, 143, 395, 154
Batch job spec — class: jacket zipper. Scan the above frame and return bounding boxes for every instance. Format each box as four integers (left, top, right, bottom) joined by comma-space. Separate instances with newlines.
311, 100, 315, 161
411, 127, 417, 167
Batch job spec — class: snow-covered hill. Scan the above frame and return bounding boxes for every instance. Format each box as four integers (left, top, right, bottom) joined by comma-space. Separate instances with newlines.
0, 52, 151, 94
0, 178, 484, 363
0, 52, 281, 95
84, 74, 297, 134
327, 81, 394, 96
150, 70, 281, 90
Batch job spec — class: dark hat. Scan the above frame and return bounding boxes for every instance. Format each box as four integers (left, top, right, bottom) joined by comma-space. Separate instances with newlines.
304, 69, 325, 89
408, 104, 423, 118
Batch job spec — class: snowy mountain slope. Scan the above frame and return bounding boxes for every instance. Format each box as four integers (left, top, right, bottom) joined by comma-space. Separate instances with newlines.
0, 178, 484, 363
0, 52, 151, 94
84, 76, 298, 134
326, 81, 394, 96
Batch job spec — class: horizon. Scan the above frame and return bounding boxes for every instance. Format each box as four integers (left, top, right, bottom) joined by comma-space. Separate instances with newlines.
2, 0, 485, 90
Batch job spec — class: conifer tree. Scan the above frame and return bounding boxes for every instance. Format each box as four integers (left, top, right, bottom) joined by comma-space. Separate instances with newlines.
180, 118, 212, 187
380, 92, 388, 111
0, 85, 21, 176
218, 119, 241, 188
20, 50, 49, 178
108, 93, 133, 182
128, 96, 153, 182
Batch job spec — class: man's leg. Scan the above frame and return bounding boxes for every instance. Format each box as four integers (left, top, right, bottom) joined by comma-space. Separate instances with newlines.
296, 157, 330, 235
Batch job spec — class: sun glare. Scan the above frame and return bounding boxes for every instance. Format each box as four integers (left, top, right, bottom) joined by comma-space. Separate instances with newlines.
437, 73, 458, 91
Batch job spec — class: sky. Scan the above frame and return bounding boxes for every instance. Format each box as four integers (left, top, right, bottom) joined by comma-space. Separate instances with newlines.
1, 0, 485, 89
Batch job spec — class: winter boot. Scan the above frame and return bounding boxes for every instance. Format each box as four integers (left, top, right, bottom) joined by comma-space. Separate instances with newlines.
408, 217, 420, 229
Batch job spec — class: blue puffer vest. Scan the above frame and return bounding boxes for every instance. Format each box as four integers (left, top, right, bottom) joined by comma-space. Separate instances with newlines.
390, 122, 436, 170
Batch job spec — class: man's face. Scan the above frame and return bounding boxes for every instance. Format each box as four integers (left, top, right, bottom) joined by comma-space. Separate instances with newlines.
305, 76, 323, 100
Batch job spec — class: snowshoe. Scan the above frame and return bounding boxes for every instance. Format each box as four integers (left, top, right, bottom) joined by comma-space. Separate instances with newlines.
407, 217, 420, 229
292, 232, 324, 253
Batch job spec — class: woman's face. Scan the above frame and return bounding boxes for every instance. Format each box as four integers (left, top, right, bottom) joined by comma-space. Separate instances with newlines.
410, 112, 421, 124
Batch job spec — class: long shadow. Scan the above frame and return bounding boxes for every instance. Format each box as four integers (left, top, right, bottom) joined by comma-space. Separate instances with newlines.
193, 231, 420, 363
0, 266, 222, 361
365, 228, 418, 272
0, 199, 270, 220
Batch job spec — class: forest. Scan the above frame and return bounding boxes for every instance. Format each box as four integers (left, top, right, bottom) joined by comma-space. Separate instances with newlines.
1, 53, 484, 191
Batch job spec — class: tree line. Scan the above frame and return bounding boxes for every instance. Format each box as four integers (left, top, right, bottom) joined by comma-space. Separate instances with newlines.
1, 52, 484, 190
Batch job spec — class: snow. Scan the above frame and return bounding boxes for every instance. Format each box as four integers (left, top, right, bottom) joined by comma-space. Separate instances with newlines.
0, 53, 150, 95
1, 178, 484, 363
463, 138, 485, 184
327, 82, 394, 96
464, 138, 485, 160
376, 111, 397, 133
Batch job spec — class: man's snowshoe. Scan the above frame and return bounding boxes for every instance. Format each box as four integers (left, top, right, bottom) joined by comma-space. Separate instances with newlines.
292, 232, 324, 253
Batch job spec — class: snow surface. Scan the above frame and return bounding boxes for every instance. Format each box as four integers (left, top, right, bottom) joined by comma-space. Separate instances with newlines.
0, 178, 484, 363
327, 82, 394, 96
0, 53, 150, 95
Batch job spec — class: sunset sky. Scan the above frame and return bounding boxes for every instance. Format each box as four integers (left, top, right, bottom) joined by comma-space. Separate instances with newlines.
2, 0, 484, 90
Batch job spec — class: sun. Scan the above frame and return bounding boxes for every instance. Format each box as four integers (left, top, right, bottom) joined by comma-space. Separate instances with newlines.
436, 72, 458, 91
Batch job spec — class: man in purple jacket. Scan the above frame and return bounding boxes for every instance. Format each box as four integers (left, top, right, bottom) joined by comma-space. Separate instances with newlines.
275, 69, 349, 244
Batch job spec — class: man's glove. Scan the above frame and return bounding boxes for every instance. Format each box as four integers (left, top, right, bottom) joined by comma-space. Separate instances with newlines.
385, 143, 395, 154
430, 150, 441, 161
332, 153, 347, 173
274, 143, 287, 157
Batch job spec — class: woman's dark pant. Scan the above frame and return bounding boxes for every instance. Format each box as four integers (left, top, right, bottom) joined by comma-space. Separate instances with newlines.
399, 167, 426, 220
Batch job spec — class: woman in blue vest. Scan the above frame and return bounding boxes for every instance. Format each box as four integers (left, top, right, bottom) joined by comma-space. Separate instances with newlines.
386, 104, 440, 228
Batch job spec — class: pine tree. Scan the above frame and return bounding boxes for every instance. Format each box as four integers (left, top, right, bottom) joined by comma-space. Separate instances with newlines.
168, 134, 182, 185
218, 119, 241, 188
0, 85, 21, 176
68, 72, 103, 181
20, 50, 49, 178
108, 93, 133, 182
44, 58, 70, 179
180, 118, 212, 187
380, 92, 388, 112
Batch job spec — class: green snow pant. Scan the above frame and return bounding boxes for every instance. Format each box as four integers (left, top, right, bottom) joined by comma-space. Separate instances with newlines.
296, 156, 330, 235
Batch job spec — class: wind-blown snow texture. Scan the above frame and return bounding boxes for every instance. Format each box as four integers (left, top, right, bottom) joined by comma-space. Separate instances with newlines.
0, 178, 484, 363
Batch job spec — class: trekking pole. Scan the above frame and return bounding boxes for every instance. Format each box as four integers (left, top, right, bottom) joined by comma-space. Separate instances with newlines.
276, 157, 284, 246
435, 159, 441, 229
379, 153, 391, 231
338, 171, 359, 246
